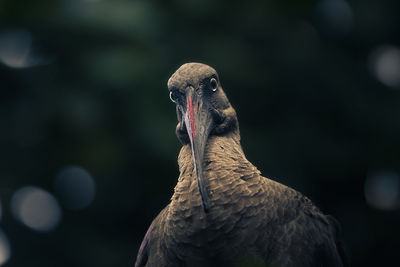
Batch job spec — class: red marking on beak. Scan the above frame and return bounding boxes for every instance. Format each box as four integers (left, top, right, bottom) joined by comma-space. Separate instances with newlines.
187, 97, 196, 140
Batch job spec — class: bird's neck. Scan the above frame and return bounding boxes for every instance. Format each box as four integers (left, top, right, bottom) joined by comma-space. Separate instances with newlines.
163, 133, 262, 252
171, 132, 260, 213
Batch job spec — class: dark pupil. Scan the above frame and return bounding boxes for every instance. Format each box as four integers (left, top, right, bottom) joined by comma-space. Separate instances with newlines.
211, 79, 217, 89
171, 90, 179, 101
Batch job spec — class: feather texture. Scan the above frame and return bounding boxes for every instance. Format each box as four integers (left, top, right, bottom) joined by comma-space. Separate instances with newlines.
136, 135, 347, 266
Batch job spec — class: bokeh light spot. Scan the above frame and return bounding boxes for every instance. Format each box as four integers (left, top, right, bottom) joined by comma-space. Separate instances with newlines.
0, 28, 50, 68
0, 228, 11, 266
365, 170, 400, 210
0, 29, 34, 68
369, 45, 400, 89
315, 0, 353, 35
54, 166, 96, 210
11, 186, 62, 232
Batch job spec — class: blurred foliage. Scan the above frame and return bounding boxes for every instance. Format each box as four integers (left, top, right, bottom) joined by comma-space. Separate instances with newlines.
0, 0, 400, 266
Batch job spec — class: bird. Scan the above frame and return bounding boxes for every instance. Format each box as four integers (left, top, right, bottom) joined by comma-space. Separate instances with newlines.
135, 63, 348, 267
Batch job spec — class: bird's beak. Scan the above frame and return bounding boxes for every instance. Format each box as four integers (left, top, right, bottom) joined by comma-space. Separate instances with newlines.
183, 86, 214, 213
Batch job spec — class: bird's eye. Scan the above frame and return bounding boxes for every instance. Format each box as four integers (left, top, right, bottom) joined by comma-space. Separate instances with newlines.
210, 78, 218, 92
169, 91, 177, 103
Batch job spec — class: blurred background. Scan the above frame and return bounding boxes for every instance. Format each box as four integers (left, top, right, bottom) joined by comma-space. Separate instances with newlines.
0, 0, 399, 266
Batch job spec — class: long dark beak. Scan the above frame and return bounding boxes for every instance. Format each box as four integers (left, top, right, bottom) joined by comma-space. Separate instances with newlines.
183, 86, 214, 213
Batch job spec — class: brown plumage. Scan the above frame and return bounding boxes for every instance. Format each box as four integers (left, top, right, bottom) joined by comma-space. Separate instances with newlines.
135, 63, 348, 267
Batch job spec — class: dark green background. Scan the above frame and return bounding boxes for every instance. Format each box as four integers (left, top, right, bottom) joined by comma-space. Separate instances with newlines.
0, 0, 399, 266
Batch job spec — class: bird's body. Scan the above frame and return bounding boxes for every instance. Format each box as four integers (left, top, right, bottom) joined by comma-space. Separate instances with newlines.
135, 63, 347, 267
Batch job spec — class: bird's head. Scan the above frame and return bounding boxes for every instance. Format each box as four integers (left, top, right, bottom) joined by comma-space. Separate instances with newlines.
167, 62, 239, 212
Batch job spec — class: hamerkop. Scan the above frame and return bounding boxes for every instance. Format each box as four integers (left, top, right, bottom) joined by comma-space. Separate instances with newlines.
135, 63, 348, 267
